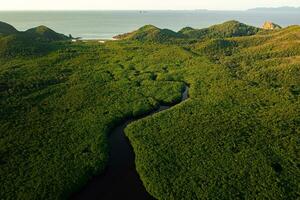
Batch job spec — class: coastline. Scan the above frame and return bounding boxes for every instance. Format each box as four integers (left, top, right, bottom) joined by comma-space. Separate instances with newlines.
72, 38, 119, 43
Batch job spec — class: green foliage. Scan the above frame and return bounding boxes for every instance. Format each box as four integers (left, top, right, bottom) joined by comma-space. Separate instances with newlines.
115, 21, 260, 44
0, 21, 18, 35
0, 38, 185, 200
1, 21, 299, 200
195, 38, 238, 59
0, 34, 60, 57
0, 23, 69, 58
115, 25, 184, 43
25, 25, 69, 41
125, 24, 300, 200
179, 20, 261, 39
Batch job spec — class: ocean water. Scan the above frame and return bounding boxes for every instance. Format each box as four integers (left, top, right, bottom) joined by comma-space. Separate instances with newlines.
0, 10, 299, 39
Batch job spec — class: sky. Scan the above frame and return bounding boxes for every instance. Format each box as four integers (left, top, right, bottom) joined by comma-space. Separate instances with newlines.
0, 0, 299, 11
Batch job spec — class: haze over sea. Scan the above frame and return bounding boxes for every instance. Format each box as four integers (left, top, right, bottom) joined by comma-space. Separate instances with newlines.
0, 10, 299, 39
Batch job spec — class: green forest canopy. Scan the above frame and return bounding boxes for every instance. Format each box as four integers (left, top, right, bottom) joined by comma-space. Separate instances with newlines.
0, 21, 299, 200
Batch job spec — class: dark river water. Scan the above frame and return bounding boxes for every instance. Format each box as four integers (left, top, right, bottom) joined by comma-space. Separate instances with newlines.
70, 85, 189, 200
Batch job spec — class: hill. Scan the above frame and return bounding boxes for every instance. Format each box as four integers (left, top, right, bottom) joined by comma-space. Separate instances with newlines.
114, 25, 184, 42
25, 25, 69, 41
115, 21, 261, 43
179, 20, 261, 39
0, 23, 69, 57
0, 21, 18, 35
196, 24, 300, 57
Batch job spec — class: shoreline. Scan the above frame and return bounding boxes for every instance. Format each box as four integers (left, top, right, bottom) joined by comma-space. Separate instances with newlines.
72, 38, 119, 43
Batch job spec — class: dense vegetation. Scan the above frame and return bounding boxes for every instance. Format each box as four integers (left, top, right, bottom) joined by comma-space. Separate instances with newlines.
179, 20, 261, 39
115, 21, 261, 43
114, 25, 184, 43
0, 21, 18, 35
0, 20, 299, 200
25, 25, 69, 41
126, 24, 300, 200
0, 22, 69, 57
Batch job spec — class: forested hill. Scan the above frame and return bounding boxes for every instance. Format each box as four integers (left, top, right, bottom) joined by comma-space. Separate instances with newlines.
179, 20, 261, 39
114, 24, 184, 42
0, 22, 69, 57
0, 21, 68, 40
115, 20, 261, 42
0, 20, 299, 200
0, 21, 18, 35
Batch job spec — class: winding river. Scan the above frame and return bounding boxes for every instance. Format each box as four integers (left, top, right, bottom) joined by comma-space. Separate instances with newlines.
71, 85, 189, 200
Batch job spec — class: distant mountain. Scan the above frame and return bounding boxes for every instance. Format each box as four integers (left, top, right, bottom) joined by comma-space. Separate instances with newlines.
0, 21, 18, 35
248, 6, 300, 12
179, 20, 261, 40
114, 25, 184, 42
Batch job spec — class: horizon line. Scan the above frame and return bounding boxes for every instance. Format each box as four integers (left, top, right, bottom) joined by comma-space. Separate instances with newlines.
0, 6, 299, 12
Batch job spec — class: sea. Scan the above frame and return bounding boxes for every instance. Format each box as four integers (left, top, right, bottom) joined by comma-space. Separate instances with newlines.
0, 10, 299, 39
